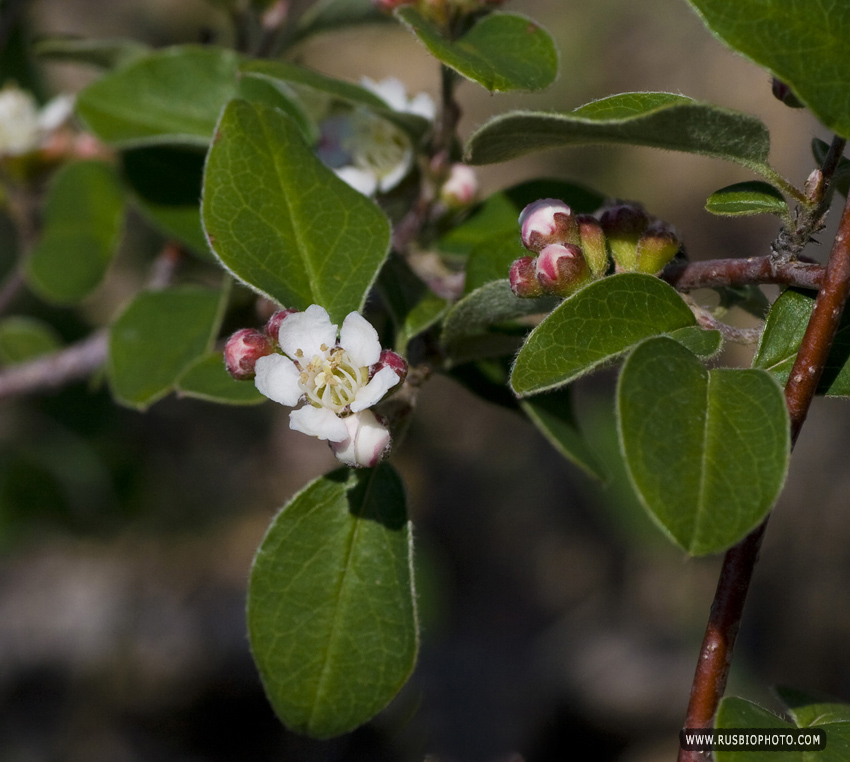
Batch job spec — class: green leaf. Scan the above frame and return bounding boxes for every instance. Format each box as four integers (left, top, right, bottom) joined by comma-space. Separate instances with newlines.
34, 36, 150, 70
812, 138, 850, 197
618, 337, 789, 555
294, 0, 390, 41
705, 181, 789, 218
686, 0, 850, 138
753, 288, 850, 396
510, 273, 696, 396
396, 8, 558, 93
240, 59, 429, 140
248, 465, 417, 739
441, 279, 558, 364
76, 45, 241, 146
177, 352, 266, 405
121, 145, 209, 257
446, 358, 520, 412
520, 389, 606, 481
0, 316, 61, 365
25, 160, 125, 304
202, 100, 391, 324
715, 693, 850, 762
668, 326, 723, 358
464, 93, 773, 178
108, 286, 223, 410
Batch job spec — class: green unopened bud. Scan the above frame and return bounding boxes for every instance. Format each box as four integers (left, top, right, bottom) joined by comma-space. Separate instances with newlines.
600, 203, 649, 272
576, 214, 609, 278
635, 225, 681, 274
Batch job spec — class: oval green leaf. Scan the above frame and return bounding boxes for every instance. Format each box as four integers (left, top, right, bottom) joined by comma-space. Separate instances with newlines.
753, 288, 850, 396
618, 337, 789, 556
25, 160, 125, 304
177, 352, 266, 405
686, 0, 850, 138
0, 316, 62, 365
705, 180, 788, 217
294, 0, 390, 43
396, 8, 557, 93
248, 465, 417, 739
35, 36, 150, 70
108, 286, 223, 410
464, 93, 773, 177
76, 45, 241, 146
202, 100, 391, 323
510, 273, 697, 396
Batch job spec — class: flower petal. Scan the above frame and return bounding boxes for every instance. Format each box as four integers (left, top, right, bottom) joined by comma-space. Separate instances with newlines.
289, 405, 349, 442
331, 410, 390, 468
38, 95, 75, 132
408, 92, 436, 121
340, 311, 382, 368
254, 353, 302, 406
351, 365, 399, 412
335, 166, 378, 196
277, 304, 337, 360
361, 76, 408, 111
376, 147, 412, 192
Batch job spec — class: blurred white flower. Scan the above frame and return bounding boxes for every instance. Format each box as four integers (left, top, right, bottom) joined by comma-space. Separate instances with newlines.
360, 76, 436, 121
254, 305, 403, 467
0, 85, 73, 157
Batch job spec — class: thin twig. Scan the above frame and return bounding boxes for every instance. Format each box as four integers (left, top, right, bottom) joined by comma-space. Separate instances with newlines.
682, 297, 761, 344
678, 177, 850, 762
663, 256, 825, 292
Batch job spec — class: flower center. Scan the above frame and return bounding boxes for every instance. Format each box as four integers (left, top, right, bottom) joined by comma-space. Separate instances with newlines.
346, 112, 410, 181
297, 346, 368, 414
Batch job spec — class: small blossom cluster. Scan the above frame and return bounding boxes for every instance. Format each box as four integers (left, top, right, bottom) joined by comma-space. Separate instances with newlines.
509, 199, 682, 298
225, 306, 408, 469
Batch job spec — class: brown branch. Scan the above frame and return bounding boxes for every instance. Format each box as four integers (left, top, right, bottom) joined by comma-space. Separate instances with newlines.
678, 183, 850, 761
663, 256, 825, 292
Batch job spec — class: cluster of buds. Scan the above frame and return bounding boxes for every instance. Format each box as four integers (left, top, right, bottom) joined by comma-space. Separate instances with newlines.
509, 199, 682, 298
224, 305, 408, 468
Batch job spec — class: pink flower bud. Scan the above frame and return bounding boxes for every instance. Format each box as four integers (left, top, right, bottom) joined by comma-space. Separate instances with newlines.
519, 198, 578, 253
509, 255, 544, 298
264, 308, 299, 345
372, 349, 408, 386
535, 243, 590, 297
224, 328, 273, 380
331, 410, 391, 468
440, 163, 478, 207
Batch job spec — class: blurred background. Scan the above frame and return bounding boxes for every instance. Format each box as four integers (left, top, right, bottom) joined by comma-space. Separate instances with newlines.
1, 1, 849, 761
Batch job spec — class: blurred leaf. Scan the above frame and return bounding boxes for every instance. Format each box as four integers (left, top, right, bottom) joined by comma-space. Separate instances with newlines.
446, 358, 519, 411
396, 8, 557, 93
240, 59, 430, 139
618, 337, 789, 556
0, 316, 61, 364
753, 288, 850, 396
716, 284, 771, 320
25, 160, 125, 304
76, 45, 241, 146
108, 286, 223, 409
294, 0, 392, 42
120, 145, 209, 258
248, 465, 417, 739
686, 0, 850, 137
177, 352, 265, 405
705, 181, 788, 217
521, 389, 606, 481
35, 36, 150, 69
465, 93, 773, 177
511, 273, 696, 396
441, 279, 558, 364
235, 74, 316, 141
203, 100, 390, 323
812, 137, 850, 197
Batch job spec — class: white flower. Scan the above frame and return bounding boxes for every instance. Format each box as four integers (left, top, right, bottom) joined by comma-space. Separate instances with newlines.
254, 305, 402, 466
315, 78, 434, 197
0, 85, 74, 157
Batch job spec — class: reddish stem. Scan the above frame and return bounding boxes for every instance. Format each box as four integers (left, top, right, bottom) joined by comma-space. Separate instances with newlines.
678, 188, 850, 760
663, 256, 824, 292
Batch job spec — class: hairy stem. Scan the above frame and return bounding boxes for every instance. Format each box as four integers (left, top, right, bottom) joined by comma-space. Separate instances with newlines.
678, 183, 850, 761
